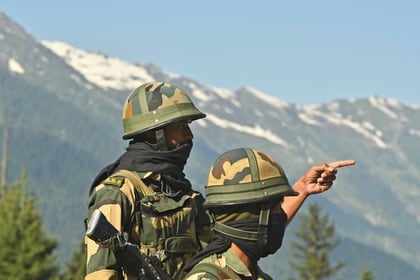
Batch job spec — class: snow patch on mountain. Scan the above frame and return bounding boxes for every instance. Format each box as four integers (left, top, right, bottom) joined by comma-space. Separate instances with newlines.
206, 113, 290, 147
42, 40, 156, 91
8, 58, 24, 74
210, 86, 236, 99
188, 82, 212, 102
369, 96, 399, 119
242, 86, 289, 109
297, 104, 388, 148
210, 87, 241, 107
409, 129, 420, 137
365, 211, 388, 227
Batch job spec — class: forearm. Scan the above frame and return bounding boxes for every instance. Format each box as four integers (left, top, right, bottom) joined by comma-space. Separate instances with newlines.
282, 180, 309, 225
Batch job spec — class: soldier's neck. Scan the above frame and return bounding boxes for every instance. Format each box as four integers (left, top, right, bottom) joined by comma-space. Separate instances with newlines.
231, 242, 251, 269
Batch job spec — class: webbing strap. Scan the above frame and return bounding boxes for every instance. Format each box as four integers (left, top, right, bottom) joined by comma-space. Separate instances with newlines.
257, 205, 270, 248
113, 169, 154, 196
213, 221, 259, 241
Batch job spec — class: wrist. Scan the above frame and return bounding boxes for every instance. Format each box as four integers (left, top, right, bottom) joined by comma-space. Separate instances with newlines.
292, 180, 309, 197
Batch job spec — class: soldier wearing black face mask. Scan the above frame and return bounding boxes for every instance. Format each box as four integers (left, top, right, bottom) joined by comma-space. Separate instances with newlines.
85, 82, 212, 280
180, 148, 355, 280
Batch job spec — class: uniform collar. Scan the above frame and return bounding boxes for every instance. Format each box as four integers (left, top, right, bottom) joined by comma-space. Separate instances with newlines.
221, 248, 253, 277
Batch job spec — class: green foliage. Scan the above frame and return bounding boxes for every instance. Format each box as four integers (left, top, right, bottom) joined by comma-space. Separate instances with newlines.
360, 265, 375, 280
61, 239, 86, 280
0, 172, 59, 280
288, 203, 345, 280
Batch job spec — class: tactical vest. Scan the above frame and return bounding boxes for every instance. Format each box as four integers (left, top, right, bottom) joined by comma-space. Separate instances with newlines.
104, 169, 202, 279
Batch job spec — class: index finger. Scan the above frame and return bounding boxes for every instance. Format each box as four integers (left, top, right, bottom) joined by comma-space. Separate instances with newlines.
326, 160, 356, 168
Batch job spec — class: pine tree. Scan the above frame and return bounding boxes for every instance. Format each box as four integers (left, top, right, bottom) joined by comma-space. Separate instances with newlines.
289, 202, 345, 280
61, 239, 86, 280
360, 265, 375, 280
0, 173, 59, 280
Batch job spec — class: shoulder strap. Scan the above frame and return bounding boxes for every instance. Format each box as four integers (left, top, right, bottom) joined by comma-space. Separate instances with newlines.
188, 262, 241, 280
113, 169, 155, 196
88, 161, 120, 195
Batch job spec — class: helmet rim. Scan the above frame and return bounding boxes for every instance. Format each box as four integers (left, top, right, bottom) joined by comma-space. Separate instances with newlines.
203, 176, 299, 208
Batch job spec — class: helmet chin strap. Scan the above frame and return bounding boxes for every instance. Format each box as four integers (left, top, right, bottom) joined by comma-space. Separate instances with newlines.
257, 204, 270, 250
212, 204, 271, 250
155, 129, 169, 151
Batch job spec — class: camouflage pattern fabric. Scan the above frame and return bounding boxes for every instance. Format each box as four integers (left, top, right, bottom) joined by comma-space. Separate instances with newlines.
122, 82, 205, 139
85, 170, 211, 280
204, 148, 297, 208
183, 248, 272, 280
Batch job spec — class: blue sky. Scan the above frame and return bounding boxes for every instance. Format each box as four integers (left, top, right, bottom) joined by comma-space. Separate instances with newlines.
2, 0, 419, 105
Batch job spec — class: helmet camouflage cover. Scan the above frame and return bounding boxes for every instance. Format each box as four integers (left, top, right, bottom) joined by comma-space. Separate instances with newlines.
204, 148, 298, 208
122, 82, 206, 139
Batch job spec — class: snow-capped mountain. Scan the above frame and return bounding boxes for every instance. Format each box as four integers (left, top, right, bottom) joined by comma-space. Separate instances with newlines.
41, 40, 420, 153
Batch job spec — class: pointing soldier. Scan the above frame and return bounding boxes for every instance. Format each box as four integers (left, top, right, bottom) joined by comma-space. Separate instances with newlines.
180, 148, 355, 279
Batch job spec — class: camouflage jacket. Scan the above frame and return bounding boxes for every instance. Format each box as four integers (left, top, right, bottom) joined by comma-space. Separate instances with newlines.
85, 170, 212, 280
183, 248, 272, 280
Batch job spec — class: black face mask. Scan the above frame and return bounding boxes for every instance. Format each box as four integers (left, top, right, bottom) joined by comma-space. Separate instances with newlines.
261, 210, 288, 257
221, 207, 288, 263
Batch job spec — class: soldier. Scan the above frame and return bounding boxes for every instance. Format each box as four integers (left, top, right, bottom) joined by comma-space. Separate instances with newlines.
180, 148, 355, 279
85, 82, 212, 280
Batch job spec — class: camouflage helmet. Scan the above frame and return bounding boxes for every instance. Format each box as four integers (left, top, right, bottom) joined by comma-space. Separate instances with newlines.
122, 82, 206, 139
204, 148, 298, 208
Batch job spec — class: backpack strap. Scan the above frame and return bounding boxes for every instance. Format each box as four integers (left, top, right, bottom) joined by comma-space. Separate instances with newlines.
113, 169, 154, 196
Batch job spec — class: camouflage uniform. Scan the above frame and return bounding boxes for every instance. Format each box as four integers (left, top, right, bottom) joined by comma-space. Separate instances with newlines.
181, 148, 298, 280
183, 248, 270, 280
85, 82, 211, 280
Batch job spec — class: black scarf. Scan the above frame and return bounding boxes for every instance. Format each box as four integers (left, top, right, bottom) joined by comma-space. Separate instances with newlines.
89, 141, 193, 196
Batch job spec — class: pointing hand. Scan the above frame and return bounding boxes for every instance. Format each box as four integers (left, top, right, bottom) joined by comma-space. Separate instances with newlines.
298, 160, 356, 195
